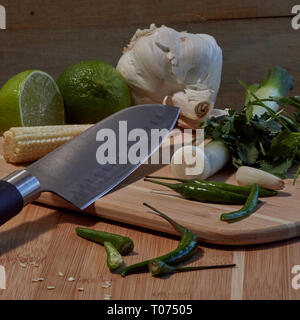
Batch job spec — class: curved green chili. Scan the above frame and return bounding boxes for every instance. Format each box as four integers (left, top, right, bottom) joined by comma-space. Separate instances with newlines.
144, 178, 248, 204
120, 203, 198, 277
146, 176, 277, 197
148, 259, 236, 277
75, 227, 134, 255
104, 241, 124, 271
220, 184, 259, 222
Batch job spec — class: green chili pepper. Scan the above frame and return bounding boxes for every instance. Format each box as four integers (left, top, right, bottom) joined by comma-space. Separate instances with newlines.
104, 241, 124, 271
144, 178, 248, 204
75, 227, 134, 255
148, 258, 236, 277
220, 184, 259, 222
146, 176, 277, 197
120, 203, 198, 277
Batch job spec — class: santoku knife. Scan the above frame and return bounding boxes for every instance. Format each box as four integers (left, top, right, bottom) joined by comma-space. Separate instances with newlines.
0, 104, 180, 226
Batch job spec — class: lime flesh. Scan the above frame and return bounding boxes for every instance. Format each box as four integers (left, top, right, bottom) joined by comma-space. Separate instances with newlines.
0, 70, 65, 134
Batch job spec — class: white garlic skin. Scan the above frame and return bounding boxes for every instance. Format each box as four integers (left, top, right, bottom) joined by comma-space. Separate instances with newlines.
117, 24, 223, 128
236, 166, 285, 190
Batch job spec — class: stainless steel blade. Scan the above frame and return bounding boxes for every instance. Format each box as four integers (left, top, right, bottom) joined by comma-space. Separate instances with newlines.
26, 104, 180, 209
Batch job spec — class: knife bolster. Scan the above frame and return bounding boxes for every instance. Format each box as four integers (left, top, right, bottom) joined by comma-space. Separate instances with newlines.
2, 170, 42, 205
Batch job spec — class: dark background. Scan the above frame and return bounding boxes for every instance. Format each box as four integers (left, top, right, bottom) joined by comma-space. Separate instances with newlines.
0, 0, 299, 109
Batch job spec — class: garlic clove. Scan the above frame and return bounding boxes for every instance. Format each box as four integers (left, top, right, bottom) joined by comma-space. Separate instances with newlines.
170, 88, 214, 119
177, 108, 229, 128
236, 166, 285, 190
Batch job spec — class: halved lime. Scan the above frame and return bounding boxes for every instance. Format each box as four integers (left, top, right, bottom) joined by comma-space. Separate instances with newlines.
0, 70, 65, 134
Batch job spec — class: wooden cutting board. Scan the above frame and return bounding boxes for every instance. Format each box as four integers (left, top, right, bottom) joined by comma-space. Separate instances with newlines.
0, 137, 299, 246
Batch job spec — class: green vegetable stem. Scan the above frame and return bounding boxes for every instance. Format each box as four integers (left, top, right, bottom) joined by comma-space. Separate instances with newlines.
144, 178, 248, 204
120, 203, 198, 277
148, 259, 236, 277
75, 227, 134, 255
245, 66, 294, 117
104, 241, 124, 271
146, 176, 277, 197
220, 184, 259, 222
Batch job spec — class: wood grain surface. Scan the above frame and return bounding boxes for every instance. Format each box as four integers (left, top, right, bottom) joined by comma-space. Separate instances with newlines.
1, 0, 297, 30
0, 2, 299, 108
0, 135, 299, 246
0, 202, 299, 300
0, 140, 300, 299
1, 0, 300, 300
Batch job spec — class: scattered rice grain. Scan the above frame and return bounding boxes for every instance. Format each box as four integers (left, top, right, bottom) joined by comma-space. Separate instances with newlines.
68, 277, 75, 282
47, 286, 55, 290
19, 262, 27, 268
104, 294, 112, 300
78, 287, 84, 292
58, 272, 64, 277
101, 280, 112, 289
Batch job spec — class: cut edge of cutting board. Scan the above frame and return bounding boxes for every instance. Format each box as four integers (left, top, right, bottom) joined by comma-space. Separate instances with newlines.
1, 138, 300, 246
33, 183, 300, 246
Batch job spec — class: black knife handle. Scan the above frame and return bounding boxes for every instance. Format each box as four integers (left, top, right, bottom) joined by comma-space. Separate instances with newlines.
0, 181, 24, 225
0, 170, 42, 227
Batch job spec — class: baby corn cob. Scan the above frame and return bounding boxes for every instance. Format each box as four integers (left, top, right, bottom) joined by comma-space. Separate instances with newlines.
3, 124, 92, 163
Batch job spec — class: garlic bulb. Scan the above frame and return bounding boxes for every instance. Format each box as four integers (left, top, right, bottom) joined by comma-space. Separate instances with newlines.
117, 24, 223, 128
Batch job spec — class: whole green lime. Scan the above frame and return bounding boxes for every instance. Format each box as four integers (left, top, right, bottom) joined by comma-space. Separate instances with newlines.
0, 70, 65, 134
57, 60, 131, 124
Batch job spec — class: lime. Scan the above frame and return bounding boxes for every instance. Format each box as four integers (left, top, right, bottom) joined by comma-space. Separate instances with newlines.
57, 60, 131, 124
0, 70, 65, 134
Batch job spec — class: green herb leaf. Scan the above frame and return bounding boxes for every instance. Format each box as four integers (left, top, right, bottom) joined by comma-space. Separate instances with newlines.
252, 118, 281, 135
259, 159, 293, 178
295, 111, 300, 123
232, 156, 243, 168
245, 105, 253, 122
237, 143, 259, 165
221, 121, 233, 135
228, 109, 236, 117
245, 83, 260, 106
202, 78, 300, 183
269, 130, 298, 159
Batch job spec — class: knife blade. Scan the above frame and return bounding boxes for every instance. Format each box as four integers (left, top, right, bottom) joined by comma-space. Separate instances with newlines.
0, 104, 180, 226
